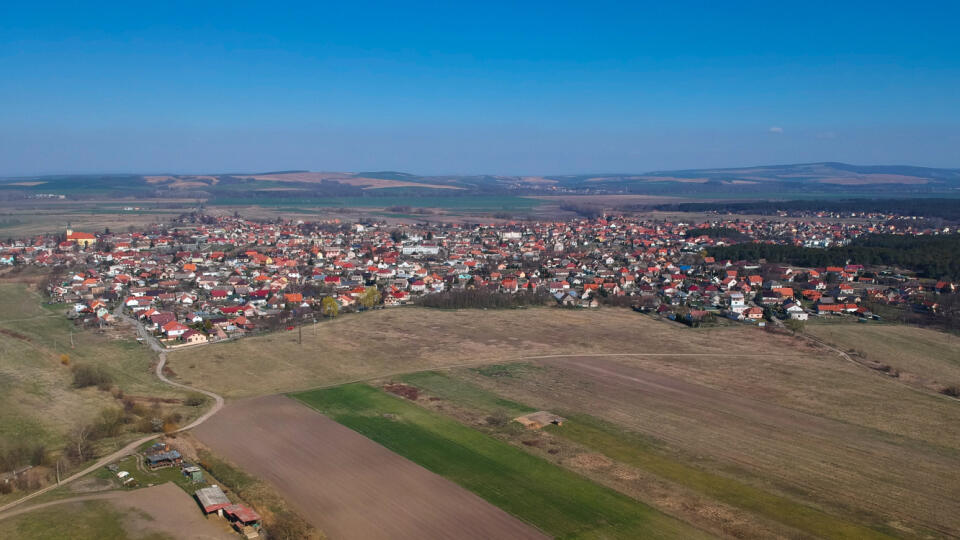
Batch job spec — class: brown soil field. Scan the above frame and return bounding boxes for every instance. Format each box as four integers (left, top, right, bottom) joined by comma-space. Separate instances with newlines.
193, 395, 546, 540
444, 356, 960, 536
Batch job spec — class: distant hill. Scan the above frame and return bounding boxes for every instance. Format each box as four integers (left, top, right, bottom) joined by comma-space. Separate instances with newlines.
2, 163, 958, 200
544, 162, 960, 187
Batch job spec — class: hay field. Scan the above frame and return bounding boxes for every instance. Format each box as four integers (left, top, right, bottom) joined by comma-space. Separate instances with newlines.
167, 307, 811, 398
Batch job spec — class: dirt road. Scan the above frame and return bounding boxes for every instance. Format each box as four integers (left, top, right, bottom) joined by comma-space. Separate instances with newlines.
194, 394, 547, 540
0, 483, 233, 539
0, 313, 224, 515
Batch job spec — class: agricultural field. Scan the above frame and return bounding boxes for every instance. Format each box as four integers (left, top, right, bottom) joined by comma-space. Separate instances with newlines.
194, 394, 551, 540
173, 306, 960, 538
381, 362, 960, 538
167, 306, 810, 398
0, 283, 201, 503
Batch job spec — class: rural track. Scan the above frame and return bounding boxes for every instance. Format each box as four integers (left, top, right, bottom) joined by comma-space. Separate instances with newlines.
0, 312, 224, 516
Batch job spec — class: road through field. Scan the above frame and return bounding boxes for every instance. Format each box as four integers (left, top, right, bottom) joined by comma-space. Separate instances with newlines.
193, 394, 548, 540
0, 312, 224, 515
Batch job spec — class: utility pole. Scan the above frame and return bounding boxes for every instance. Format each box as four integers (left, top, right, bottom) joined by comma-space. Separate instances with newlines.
70, 329, 74, 349
298, 324, 302, 346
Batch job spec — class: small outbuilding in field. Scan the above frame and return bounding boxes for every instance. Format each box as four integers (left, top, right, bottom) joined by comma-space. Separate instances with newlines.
195, 485, 232, 515
514, 411, 566, 430
224, 503, 263, 538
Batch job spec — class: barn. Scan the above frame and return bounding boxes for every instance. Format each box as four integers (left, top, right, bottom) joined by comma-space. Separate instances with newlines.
195, 485, 231, 515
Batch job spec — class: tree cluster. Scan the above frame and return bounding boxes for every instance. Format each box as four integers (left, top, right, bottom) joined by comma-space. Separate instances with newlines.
418, 289, 552, 309
708, 234, 960, 280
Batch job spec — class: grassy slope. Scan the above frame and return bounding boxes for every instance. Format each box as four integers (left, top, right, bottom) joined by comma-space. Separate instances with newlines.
805, 323, 960, 387
0, 284, 191, 447
401, 370, 896, 540
0, 283, 198, 502
292, 384, 708, 540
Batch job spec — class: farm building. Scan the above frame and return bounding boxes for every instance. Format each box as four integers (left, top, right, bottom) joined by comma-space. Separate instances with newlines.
144, 449, 182, 469
182, 464, 204, 483
514, 411, 566, 430
224, 504, 263, 538
196, 485, 232, 515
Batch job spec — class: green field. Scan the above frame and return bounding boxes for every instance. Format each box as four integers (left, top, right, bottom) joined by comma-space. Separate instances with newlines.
292, 383, 707, 540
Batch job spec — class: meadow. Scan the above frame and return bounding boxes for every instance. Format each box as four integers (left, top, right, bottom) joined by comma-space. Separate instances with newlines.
0, 283, 199, 503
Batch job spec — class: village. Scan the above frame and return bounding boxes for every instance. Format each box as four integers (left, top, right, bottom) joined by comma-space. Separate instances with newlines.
0, 213, 955, 345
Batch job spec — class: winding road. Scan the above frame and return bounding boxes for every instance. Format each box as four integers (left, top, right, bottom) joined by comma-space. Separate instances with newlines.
0, 311, 224, 516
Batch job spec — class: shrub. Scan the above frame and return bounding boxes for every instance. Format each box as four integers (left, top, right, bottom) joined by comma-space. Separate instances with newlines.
71, 365, 113, 389
184, 394, 207, 407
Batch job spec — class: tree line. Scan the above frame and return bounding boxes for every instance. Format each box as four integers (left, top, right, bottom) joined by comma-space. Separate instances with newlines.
653, 198, 960, 221
707, 234, 960, 280
418, 289, 552, 309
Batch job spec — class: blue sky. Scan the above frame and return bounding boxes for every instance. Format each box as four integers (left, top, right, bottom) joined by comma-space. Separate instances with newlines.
1, 1, 958, 175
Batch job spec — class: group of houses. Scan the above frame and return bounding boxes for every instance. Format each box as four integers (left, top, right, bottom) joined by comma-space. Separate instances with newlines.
134, 443, 262, 538
0, 213, 951, 337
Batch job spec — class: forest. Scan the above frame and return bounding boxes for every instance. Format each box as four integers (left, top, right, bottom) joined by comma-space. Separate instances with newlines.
707, 234, 960, 280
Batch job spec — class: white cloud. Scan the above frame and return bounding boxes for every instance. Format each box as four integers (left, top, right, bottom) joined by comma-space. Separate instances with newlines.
768, 126, 784, 134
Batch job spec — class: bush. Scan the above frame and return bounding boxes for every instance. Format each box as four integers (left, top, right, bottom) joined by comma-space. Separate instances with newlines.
71, 365, 113, 389
184, 394, 207, 407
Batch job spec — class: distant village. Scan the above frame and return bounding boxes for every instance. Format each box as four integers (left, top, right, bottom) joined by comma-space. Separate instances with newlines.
0, 213, 956, 344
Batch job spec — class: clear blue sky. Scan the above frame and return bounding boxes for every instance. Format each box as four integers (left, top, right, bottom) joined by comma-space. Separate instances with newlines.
1, 1, 958, 175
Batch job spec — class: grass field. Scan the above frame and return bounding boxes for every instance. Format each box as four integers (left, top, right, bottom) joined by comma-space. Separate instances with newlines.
396, 370, 918, 539
0, 283, 198, 500
0, 500, 160, 540
168, 306, 811, 398
0, 482, 235, 540
805, 323, 960, 391
292, 384, 707, 540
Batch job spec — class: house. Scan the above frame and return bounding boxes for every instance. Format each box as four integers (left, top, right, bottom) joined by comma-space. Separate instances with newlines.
143, 443, 183, 469
744, 306, 764, 320
181, 330, 208, 345
728, 292, 746, 313
162, 321, 190, 338
789, 311, 809, 321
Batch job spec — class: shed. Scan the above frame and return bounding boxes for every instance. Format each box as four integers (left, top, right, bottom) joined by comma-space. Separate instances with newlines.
196, 485, 231, 514
224, 504, 262, 538
183, 465, 204, 483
